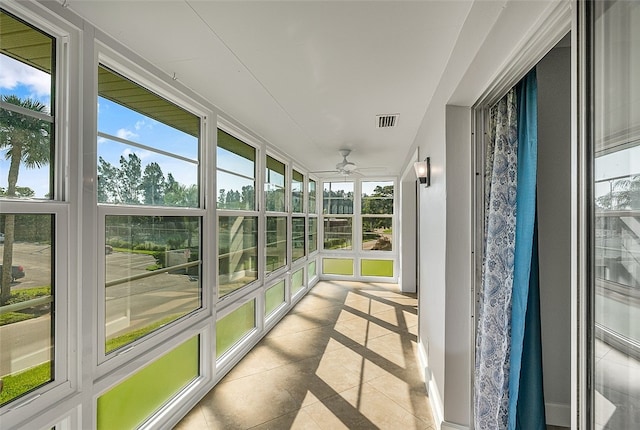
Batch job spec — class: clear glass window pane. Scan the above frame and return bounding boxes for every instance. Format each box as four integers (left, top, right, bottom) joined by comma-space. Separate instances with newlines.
0, 214, 54, 406
104, 216, 201, 353
308, 260, 317, 278
362, 217, 393, 251
309, 179, 317, 214
309, 217, 318, 254
0, 11, 55, 200
216, 299, 255, 358
323, 217, 352, 250
218, 216, 258, 297
97, 66, 200, 208
266, 216, 287, 274
292, 217, 305, 261
362, 181, 394, 214
217, 130, 255, 210
592, 1, 640, 427
265, 156, 286, 212
292, 170, 304, 213
323, 182, 354, 214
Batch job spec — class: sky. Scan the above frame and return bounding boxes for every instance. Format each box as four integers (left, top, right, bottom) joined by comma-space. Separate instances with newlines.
0, 53, 199, 199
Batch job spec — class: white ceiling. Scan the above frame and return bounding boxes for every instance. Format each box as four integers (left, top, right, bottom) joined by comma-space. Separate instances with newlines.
69, 1, 475, 177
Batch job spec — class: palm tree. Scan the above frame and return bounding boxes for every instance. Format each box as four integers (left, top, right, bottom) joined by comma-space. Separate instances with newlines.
0, 95, 51, 304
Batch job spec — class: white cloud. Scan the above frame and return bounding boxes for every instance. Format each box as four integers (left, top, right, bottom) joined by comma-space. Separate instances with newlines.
134, 120, 145, 131
121, 148, 152, 160
116, 128, 139, 140
0, 54, 51, 97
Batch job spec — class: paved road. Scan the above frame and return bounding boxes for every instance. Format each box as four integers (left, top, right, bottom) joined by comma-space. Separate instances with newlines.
1, 244, 200, 377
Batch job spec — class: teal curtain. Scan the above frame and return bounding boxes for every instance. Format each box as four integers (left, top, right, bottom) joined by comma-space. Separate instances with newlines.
508, 69, 546, 430
475, 68, 545, 430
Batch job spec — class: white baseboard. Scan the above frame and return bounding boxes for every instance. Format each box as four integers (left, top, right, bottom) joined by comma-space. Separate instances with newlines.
546, 402, 571, 427
418, 340, 446, 430
442, 421, 469, 430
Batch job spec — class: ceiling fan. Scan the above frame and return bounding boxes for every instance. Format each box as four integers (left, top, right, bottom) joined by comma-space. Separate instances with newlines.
311, 149, 365, 176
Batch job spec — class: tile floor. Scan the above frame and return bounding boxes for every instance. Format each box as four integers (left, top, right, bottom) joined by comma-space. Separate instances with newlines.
175, 281, 433, 429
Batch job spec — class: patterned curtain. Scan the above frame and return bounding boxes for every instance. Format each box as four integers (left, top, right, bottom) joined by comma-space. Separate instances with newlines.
475, 70, 545, 430
475, 88, 519, 430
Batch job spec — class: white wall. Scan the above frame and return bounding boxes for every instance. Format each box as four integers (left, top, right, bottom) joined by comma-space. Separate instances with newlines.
537, 44, 572, 425
409, 1, 570, 428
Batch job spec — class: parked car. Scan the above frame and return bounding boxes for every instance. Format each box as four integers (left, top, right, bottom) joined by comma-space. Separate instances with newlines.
0, 264, 25, 281
0, 233, 4, 243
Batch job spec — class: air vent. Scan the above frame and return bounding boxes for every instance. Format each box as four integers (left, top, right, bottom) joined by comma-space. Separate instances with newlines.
376, 114, 399, 128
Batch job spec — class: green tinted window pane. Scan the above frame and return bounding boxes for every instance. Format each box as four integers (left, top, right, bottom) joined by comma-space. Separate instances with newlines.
266, 156, 286, 212
362, 217, 393, 251
323, 217, 352, 250
0, 214, 54, 406
323, 258, 353, 276
308, 260, 317, 278
323, 182, 354, 214
218, 216, 258, 297
266, 216, 287, 273
0, 11, 55, 200
361, 181, 394, 214
97, 336, 199, 430
361, 259, 394, 277
292, 217, 306, 261
216, 300, 255, 357
308, 180, 317, 214
265, 280, 285, 316
292, 170, 304, 213
97, 66, 199, 208
309, 217, 318, 253
291, 268, 304, 295
104, 216, 201, 353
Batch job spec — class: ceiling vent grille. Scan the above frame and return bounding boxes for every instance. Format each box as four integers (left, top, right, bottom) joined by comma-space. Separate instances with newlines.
376, 114, 399, 128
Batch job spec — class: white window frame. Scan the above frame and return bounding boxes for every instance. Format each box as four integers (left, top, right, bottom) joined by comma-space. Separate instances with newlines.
0, 2, 77, 426
94, 45, 211, 371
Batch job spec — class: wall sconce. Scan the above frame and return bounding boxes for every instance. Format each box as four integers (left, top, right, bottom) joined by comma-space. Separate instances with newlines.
414, 157, 430, 186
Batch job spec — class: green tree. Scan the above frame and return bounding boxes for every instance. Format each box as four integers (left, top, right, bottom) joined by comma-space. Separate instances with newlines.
117, 153, 142, 204
0, 96, 51, 304
97, 156, 118, 203
140, 162, 165, 205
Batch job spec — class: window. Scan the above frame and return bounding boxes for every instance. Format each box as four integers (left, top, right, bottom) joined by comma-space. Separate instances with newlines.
265, 156, 286, 212
217, 130, 256, 211
0, 11, 55, 200
323, 182, 353, 250
292, 170, 304, 213
218, 216, 258, 297
216, 299, 256, 358
97, 66, 199, 208
104, 216, 201, 353
265, 216, 287, 274
0, 10, 59, 406
98, 64, 203, 354
292, 217, 306, 261
590, 1, 640, 425
361, 181, 393, 251
291, 268, 304, 295
308, 217, 318, 254
308, 179, 317, 214
265, 280, 285, 316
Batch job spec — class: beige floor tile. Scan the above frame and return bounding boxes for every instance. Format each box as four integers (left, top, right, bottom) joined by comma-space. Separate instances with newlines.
175, 281, 431, 430
198, 372, 299, 429
173, 405, 209, 430
367, 372, 435, 426
249, 409, 323, 430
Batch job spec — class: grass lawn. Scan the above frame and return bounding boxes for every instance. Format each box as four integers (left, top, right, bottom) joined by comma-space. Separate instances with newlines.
0, 362, 51, 406
0, 286, 51, 326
